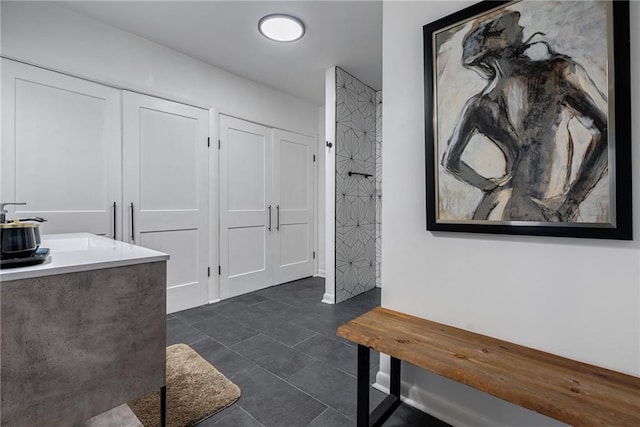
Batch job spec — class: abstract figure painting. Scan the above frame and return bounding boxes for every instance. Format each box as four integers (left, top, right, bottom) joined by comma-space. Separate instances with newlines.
424, 0, 631, 239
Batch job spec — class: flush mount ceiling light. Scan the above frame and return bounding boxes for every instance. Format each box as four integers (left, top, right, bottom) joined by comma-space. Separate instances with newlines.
258, 14, 305, 42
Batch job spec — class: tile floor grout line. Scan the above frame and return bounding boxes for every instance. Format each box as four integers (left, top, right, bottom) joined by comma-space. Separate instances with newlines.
271, 374, 333, 420
292, 336, 372, 379
191, 312, 262, 348
285, 331, 320, 349
281, 361, 375, 424
175, 313, 219, 326
228, 332, 272, 350
286, 356, 384, 416
305, 407, 331, 426
187, 336, 212, 348
292, 350, 359, 380
291, 332, 321, 349
212, 308, 321, 350
240, 364, 332, 424
234, 406, 267, 427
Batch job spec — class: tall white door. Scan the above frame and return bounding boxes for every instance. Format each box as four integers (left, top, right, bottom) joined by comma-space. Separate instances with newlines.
123, 91, 209, 313
219, 115, 314, 299
219, 115, 273, 299
1, 59, 121, 237
273, 129, 315, 284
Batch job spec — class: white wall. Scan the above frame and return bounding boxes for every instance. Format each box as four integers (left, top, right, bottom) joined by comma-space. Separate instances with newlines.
0, 1, 318, 136
324, 67, 337, 304
381, 1, 640, 426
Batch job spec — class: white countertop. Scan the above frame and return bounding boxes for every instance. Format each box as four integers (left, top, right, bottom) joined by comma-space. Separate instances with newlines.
0, 233, 169, 281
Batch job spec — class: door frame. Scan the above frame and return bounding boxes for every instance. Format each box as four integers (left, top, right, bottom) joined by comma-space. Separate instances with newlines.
208, 108, 221, 303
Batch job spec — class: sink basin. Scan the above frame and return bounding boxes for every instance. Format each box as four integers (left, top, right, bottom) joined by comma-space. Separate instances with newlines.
42, 234, 118, 252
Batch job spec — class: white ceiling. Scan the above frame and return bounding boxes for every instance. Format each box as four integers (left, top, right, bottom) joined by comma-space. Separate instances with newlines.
59, 1, 382, 106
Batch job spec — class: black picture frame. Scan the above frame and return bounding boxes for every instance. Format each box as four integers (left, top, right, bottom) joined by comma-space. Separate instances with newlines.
424, 0, 632, 240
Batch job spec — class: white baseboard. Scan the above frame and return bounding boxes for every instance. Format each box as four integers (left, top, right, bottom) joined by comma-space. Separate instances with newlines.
208, 298, 221, 304
374, 371, 496, 427
317, 269, 326, 278
321, 293, 335, 304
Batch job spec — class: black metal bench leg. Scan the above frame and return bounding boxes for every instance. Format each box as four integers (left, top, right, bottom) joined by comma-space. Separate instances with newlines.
357, 344, 370, 427
370, 355, 402, 427
357, 345, 402, 427
160, 385, 167, 427
390, 356, 401, 398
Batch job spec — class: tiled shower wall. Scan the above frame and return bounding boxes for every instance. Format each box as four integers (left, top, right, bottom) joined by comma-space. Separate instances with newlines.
335, 67, 381, 303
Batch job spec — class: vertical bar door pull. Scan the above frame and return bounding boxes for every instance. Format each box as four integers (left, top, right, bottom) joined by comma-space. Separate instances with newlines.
130, 202, 135, 243
276, 205, 280, 231
268, 205, 272, 231
113, 202, 117, 240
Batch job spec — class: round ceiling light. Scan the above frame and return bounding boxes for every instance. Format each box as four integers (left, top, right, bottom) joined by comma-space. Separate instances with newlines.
258, 14, 305, 42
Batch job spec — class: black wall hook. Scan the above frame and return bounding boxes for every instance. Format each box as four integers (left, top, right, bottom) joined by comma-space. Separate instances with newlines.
348, 171, 373, 178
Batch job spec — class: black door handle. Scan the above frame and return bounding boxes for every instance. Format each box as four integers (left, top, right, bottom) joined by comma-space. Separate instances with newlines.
268, 205, 272, 232
130, 202, 135, 243
113, 202, 117, 240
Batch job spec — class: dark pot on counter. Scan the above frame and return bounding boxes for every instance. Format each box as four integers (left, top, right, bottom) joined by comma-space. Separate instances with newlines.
0, 220, 42, 259
16, 217, 46, 245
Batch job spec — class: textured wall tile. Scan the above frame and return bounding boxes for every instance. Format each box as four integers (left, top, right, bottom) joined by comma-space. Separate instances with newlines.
335, 67, 380, 302
336, 68, 381, 302
375, 90, 383, 288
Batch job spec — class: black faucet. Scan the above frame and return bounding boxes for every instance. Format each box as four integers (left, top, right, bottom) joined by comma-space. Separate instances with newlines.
0, 202, 27, 224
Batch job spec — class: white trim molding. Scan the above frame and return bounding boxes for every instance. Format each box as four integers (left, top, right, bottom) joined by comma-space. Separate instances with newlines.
321, 293, 335, 304
374, 371, 496, 427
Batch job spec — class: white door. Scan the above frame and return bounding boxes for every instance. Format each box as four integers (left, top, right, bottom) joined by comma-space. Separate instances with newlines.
123, 91, 209, 313
273, 129, 314, 284
219, 115, 273, 299
219, 115, 315, 299
1, 59, 121, 237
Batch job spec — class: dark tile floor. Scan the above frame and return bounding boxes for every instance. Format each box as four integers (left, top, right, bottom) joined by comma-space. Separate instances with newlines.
169, 277, 449, 427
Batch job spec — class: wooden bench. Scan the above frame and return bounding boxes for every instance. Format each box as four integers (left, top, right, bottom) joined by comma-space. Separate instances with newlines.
337, 307, 640, 427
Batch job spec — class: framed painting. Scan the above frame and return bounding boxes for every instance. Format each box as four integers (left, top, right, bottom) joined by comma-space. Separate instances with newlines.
424, 0, 632, 239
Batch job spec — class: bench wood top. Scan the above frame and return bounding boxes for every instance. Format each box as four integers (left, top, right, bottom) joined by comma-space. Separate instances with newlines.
336, 307, 640, 426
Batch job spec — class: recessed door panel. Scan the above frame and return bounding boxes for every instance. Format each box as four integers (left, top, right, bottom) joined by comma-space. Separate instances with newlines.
140, 229, 198, 287
228, 226, 266, 277
227, 128, 266, 211
139, 108, 198, 211
15, 80, 107, 211
279, 223, 309, 267
280, 138, 309, 210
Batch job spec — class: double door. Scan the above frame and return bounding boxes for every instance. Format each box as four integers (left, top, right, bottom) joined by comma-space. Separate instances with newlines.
219, 115, 314, 299
2, 60, 209, 313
